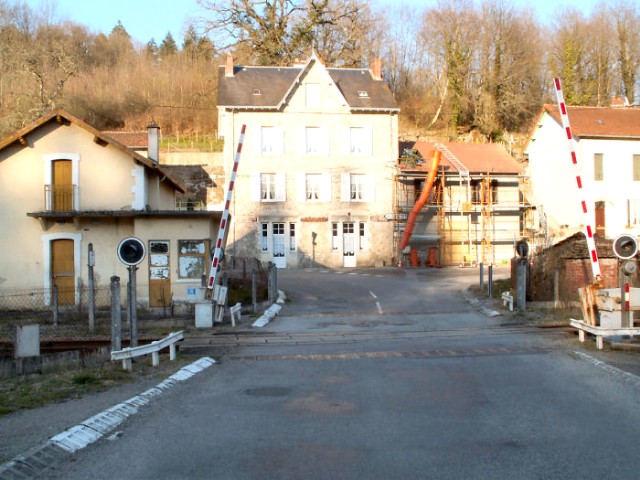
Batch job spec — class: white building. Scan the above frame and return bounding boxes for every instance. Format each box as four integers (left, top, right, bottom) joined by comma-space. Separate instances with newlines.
524, 104, 640, 245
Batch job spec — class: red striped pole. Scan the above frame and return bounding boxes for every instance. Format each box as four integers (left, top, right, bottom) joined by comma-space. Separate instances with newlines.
625, 282, 630, 311
208, 124, 246, 289
553, 78, 601, 281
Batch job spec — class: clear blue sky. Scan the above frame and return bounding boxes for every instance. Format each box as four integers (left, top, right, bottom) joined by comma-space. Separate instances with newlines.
26, 0, 604, 46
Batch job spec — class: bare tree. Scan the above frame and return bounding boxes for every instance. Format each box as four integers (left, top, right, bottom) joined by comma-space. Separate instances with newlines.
198, 0, 304, 65
609, 0, 640, 104
588, 4, 615, 106
421, 0, 479, 131
296, 0, 378, 66
549, 8, 594, 105
475, 0, 545, 135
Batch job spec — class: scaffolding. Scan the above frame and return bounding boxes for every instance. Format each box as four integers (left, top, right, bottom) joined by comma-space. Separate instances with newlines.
396, 148, 511, 267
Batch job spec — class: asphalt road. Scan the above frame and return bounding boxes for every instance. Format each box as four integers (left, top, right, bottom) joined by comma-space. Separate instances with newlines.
43, 267, 640, 479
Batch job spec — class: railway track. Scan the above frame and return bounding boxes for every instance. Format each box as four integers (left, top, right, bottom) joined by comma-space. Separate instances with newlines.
181, 323, 573, 350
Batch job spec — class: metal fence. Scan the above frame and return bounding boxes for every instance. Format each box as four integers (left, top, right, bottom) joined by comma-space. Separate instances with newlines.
0, 258, 277, 341
0, 286, 113, 339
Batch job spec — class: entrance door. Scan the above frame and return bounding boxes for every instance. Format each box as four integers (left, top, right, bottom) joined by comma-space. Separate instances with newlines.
149, 240, 171, 307
343, 222, 356, 267
52, 159, 73, 211
51, 239, 75, 305
272, 223, 286, 268
595, 201, 605, 237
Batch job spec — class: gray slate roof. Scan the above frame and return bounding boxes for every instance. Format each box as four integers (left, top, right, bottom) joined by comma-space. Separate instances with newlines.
217, 58, 398, 112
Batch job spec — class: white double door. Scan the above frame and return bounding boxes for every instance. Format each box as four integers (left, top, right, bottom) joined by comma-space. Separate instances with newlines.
271, 223, 287, 268
342, 222, 356, 268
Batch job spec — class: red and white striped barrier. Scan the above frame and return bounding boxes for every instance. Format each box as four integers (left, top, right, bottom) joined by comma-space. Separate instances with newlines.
208, 124, 246, 289
625, 282, 630, 311
553, 78, 601, 281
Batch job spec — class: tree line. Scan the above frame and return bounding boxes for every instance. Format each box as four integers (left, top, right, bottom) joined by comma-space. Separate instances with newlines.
0, 0, 638, 142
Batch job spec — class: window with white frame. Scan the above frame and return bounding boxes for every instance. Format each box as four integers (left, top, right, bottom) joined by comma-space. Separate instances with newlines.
289, 223, 297, 251
633, 155, 640, 181
305, 127, 325, 154
299, 173, 331, 202
351, 175, 364, 200
260, 223, 269, 251
261, 173, 277, 200
306, 174, 322, 200
358, 222, 367, 251
252, 173, 287, 202
341, 173, 373, 202
331, 222, 339, 250
178, 240, 209, 279
628, 199, 640, 226
305, 83, 321, 109
260, 126, 284, 155
594, 153, 603, 181
349, 127, 372, 155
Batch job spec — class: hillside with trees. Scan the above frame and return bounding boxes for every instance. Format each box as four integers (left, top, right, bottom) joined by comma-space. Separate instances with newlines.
0, 0, 638, 146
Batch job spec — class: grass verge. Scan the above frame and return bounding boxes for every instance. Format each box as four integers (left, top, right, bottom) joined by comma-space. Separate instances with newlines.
0, 355, 191, 417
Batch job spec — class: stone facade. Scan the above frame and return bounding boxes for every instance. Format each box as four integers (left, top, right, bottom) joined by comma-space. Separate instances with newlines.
217, 54, 399, 268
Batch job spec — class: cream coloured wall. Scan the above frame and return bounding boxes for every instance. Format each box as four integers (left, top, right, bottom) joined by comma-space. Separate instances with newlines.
219, 62, 399, 268
0, 118, 216, 310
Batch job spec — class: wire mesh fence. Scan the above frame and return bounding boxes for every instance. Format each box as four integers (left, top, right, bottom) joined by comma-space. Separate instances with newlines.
0, 286, 113, 341
0, 257, 277, 343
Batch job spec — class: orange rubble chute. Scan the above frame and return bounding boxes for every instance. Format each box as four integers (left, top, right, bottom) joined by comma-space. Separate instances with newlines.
399, 149, 441, 251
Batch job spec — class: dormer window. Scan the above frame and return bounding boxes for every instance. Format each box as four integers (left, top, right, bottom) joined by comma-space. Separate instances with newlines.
253, 89, 262, 95
357, 91, 369, 98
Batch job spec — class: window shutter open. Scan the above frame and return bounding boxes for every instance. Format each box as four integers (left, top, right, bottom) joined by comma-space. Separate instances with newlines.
321, 173, 332, 202
365, 174, 375, 202
341, 173, 350, 201
297, 173, 307, 202
251, 173, 261, 202
275, 173, 286, 201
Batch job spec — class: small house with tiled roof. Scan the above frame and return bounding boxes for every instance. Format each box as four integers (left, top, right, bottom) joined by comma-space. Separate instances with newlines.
0, 110, 221, 309
396, 141, 528, 266
217, 53, 399, 268
524, 104, 640, 246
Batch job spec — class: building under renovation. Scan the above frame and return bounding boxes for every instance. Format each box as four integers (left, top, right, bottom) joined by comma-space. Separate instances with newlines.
395, 141, 532, 267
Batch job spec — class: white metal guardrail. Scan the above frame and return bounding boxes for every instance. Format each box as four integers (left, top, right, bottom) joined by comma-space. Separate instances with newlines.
501, 292, 514, 312
111, 330, 184, 371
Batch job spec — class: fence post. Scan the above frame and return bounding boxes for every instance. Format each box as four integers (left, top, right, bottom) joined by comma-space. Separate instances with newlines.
52, 285, 59, 327
554, 269, 560, 309
88, 243, 95, 332
268, 263, 277, 304
129, 266, 138, 348
110, 276, 121, 351
252, 268, 258, 313
488, 265, 493, 299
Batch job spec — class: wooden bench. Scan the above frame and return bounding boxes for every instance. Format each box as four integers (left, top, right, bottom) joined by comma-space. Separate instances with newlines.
111, 330, 184, 371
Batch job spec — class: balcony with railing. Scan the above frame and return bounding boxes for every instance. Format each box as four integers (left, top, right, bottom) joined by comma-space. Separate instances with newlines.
44, 184, 78, 212
176, 199, 207, 211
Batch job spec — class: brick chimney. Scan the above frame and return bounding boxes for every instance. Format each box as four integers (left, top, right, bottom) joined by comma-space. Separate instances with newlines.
147, 121, 160, 165
225, 52, 234, 77
370, 58, 382, 81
